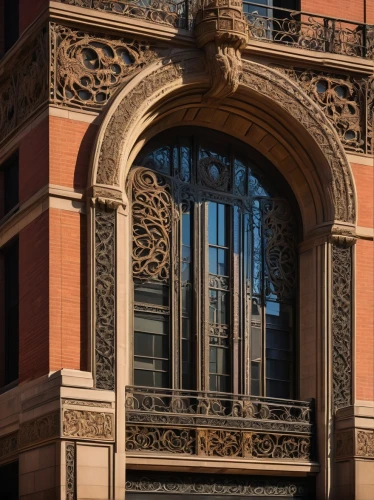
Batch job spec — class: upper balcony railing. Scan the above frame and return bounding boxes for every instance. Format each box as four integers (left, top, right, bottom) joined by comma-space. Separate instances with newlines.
125, 386, 315, 461
56, 0, 374, 60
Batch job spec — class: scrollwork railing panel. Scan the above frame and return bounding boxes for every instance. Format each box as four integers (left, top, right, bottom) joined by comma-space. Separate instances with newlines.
125, 386, 314, 461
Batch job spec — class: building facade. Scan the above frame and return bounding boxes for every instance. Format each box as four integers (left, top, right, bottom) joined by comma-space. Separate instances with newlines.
0, 0, 373, 498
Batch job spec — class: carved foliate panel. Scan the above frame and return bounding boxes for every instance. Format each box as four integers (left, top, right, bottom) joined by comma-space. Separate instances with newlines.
95, 210, 116, 390
126, 471, 313, 497
357, 430, 374, 458
126, 426, 195, 454
335, 430, 354, 459
63, 409, 114, 440
19, 412, 60, 448
332, 244, 353, 410
0, 433, 18, 461
274, 67, 373, 155
0, 28, 48, 145
50, 24, 156, 110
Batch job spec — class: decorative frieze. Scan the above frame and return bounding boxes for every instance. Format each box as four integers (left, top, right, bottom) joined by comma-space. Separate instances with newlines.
126, 471, 313, 497
19, 412, 60, 448
0, 28, 48, 145
50, 24, 156, 110
357, 430, 374, 458
95, 209, 116, 390
0, 433, 18, 461
63, 409, 114, 440
62, 399, 112, 409
332, 244, 353, 410
66, 442, 76, 500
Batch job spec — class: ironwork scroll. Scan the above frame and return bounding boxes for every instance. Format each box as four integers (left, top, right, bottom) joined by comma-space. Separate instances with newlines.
332, 243, 353, 410
95, 210, 116, 390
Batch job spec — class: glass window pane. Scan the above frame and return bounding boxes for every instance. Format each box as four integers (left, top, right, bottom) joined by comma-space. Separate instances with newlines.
134, 369, 154, 387
234, 158, 246, 196
267, 329, 291, 350
217, 249, 228, 276
182, 213, 191, 246
218, 204, 228, 246
209, 247, 218, 275
134, 314, 169, 335
134, 332, 153, 357
208, 202, 217, 244
219, 291, 229, 324
134, 283, 169, 306
266, 359, 291, 381
143, 146, 170, 175
266, 379, 291, 399
180, 144, 191, 182
209, 290, 218, 324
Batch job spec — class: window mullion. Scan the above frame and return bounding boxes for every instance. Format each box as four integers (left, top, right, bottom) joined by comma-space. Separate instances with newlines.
171, 181, 181, 390
201, 201, 210, 392
232, 206, 240, 395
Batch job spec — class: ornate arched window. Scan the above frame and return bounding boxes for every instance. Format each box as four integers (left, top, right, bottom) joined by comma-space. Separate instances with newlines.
128, 128, 297, 399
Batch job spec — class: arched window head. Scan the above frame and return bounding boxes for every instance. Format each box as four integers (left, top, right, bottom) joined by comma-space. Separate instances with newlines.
128, 127, 298, 399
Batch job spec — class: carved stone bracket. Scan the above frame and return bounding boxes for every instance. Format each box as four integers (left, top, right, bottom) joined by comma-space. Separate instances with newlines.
332, 243, 353, 410
195, 0, 248, 99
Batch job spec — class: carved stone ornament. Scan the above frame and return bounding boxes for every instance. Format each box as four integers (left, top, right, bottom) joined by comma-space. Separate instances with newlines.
63, 409, 114, 440
95, 209, 116, 390
195, 0, 248, 99
357, 430, 374, 458
0, 28, 48, 146
19, 412, 60, 448
0, 432, 18, 461
332, 243, 353, 410
126, 471, 313, 496
93, 53, 355, 224
51, 24, 156, 110
66, 442, 76, 500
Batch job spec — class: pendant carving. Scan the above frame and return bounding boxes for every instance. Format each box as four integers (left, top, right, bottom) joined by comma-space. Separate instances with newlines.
195, 0, 248, 99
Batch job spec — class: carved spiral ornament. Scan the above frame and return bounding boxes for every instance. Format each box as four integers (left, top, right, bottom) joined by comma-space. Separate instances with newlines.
129, 167, 173, 282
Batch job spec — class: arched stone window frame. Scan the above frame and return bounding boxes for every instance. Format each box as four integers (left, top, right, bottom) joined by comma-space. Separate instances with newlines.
88, 51, 357, 493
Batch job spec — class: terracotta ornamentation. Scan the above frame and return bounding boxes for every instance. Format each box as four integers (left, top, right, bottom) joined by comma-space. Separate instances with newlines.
95, 210, 116, 391
63, 409, 114, 440
19, 412, 60, 448
195, 0, 248, 100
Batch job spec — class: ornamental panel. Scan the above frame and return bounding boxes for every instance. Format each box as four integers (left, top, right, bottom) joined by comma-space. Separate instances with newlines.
63, 409, 114, 440
95, 209, 116, 390
274, 67, 373, 155
357, 430, 374, 458
66, 442, 76, 500
0, 28, 48, 145
50, 24, 156, 110
332, 244, 353, 410
126, 471, 314, 497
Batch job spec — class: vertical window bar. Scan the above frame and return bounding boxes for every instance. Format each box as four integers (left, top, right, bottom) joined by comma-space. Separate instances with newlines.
232, 205, 241, 394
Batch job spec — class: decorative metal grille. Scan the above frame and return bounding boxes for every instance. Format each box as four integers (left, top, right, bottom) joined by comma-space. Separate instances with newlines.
66, 442, 76, 500
125, 386, 314, 461
56, 0, 190, 29
129, 129, 297, 399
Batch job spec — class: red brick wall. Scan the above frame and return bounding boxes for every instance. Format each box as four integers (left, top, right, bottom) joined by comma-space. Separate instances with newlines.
49, 209, 87, 372
352, 163, 374, 228
301, 0, 365, 22
19, 0, 48, 34
19, 211, 49, 383
49, 117, 98, 190
355, 238, 374, 402
19, 118, 49, 205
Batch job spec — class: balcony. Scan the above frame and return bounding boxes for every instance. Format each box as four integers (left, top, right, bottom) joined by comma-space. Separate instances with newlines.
125, 387, 315, 462
56, 0, 374, 60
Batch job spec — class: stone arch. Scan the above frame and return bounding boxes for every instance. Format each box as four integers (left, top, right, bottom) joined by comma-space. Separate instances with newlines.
90, 49, 356, 233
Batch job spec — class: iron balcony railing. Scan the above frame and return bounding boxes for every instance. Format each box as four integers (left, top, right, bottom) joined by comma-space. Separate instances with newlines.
57, 0, 374, 59
125, 386, 315, 461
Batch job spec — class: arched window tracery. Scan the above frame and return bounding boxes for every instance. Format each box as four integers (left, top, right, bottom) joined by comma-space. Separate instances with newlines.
128, 128, 297, 399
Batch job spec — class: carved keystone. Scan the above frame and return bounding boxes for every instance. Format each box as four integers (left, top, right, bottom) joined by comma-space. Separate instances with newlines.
195, 0, 248, 99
